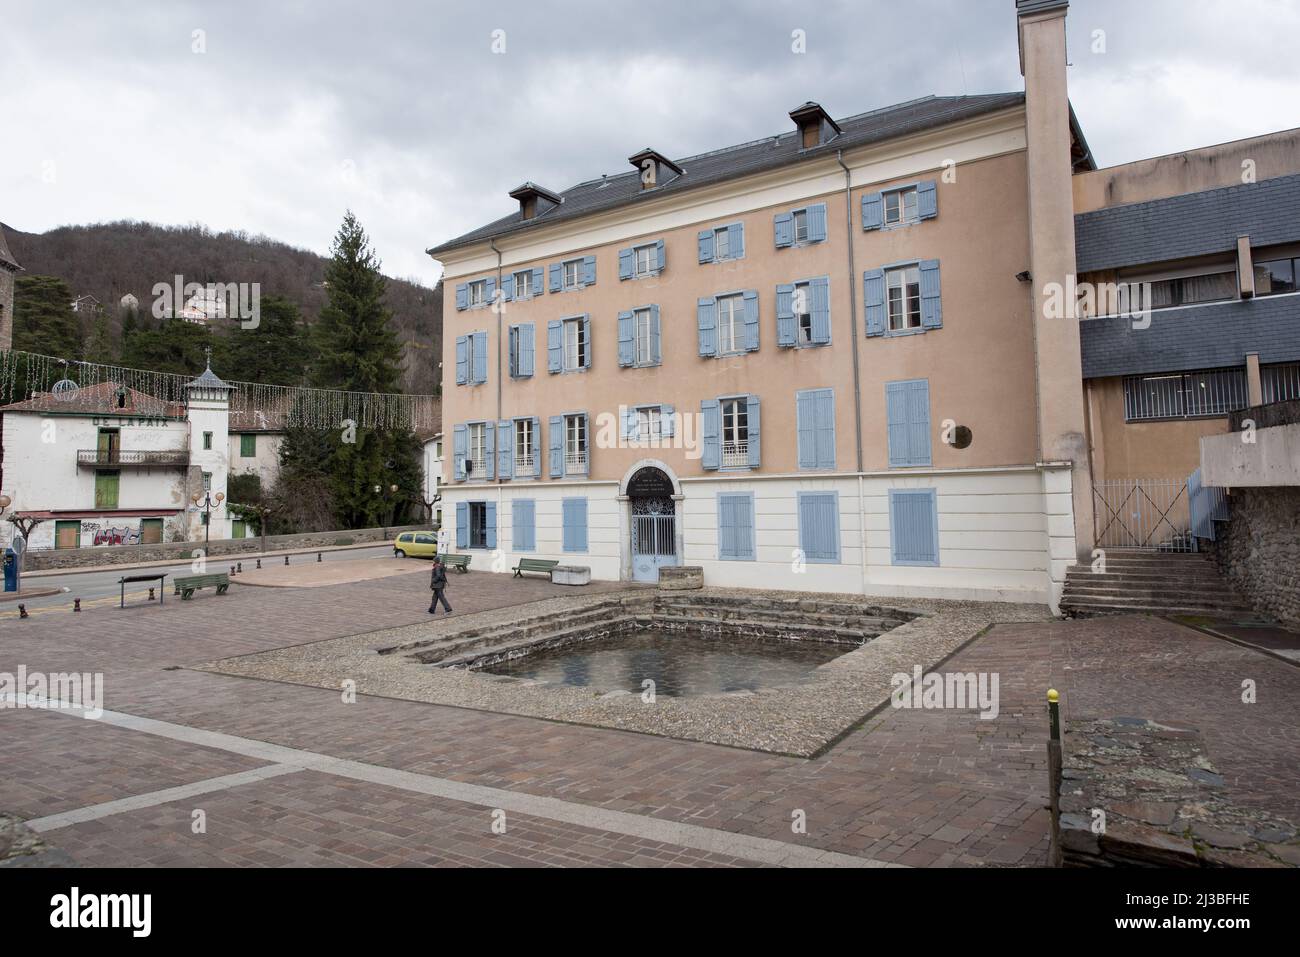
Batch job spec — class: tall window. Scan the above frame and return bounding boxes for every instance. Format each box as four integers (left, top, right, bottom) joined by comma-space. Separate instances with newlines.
634, 244, 655, 277
202, 431, 213, 450
468, 502, 488, 548
636, 406, 662, 443
562, 259, 581, 290
513, 269, 533, 299
714, 227, 731, 261
467, 279, 487, 307
240, 434, 256, 457
514, 418, 534, 475
792, 208, 809, 244
1254, 257, 1299, 297
634, 308, 653, 365
468, 422, 487, 477
886, 266, 922, 331
1147, 270, 1236, 309
464, 332, 477, 379
565, 414, 587, 472
720, 398, 748, 468
563, 317, 586, 371
883, 187, 919, 226
793, 281, 814, 344
717, 294, 744, 354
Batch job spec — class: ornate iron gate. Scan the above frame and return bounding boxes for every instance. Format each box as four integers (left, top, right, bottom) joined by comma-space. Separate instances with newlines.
631, 499, 677, 582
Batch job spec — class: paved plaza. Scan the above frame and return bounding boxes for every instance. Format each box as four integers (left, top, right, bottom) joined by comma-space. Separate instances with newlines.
2, 569, 1297, 868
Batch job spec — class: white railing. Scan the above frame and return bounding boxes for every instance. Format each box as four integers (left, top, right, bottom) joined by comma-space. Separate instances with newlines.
514, 453, 536, 477
565, 450, 588, 474
721, 441, 749, 468
1093, 477, 1194, 551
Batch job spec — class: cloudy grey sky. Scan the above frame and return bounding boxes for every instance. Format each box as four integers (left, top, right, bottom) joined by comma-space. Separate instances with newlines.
3, 0, 1298, 284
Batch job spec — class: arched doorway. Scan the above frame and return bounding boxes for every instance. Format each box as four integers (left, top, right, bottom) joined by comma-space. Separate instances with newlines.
627, 465, 678, 582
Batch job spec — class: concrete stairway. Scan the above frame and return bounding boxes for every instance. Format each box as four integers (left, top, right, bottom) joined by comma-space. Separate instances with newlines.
1060, 551, 1256, 618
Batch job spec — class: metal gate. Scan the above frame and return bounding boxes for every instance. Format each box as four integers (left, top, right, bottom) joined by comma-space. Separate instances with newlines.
1092, 478, 1196, 552
632, 514, 677, 581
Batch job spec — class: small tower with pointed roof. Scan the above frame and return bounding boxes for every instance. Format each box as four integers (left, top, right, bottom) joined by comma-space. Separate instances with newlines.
185, 351, 235, 540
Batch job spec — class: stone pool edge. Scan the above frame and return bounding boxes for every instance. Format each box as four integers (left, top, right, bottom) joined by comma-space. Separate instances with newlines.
194, 587, 1053, 757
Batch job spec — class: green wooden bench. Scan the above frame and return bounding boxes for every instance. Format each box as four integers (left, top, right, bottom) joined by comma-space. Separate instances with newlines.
441, 554, 472, 573
513, 558, 559, 578
173, 572, 230, 600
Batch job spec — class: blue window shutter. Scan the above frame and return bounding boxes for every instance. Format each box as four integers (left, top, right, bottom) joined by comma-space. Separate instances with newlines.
718, 493, 755, 560
811, 276, 831, 344
862, 192, 883, 231
746, 395, 761, 467
497, 420, 512, 479
618, 248, 634, 281
578, 414, 589, 473
742, 290, 760, 352
531, 416, 541, 466
621, 406, 638, 442
482, 421, 495, 480
547, 320, 562, 373
774, 212, 794, 248
548, 416, 563, 477
472, 331, 488, 384
507, 326, 518, 378
655, 239, 665, 273
776, 284, 795, 347
863, 269, 886, 336
582, 255, 596, 287
452, 423, 467, 481
519, 323, 535, 377
918, 181, 938, 220
548, 263, 562, 293
696, 297, 717, 357
890, 489, 939, 566
908, 379, 932, 466
531, 266, 544, 294
455, 335, 468, 384
484, 277, 496, 304
455, 283, 469, 310
808, 203, 828, 242
501, 274, 514, 301
581, 316, 592, 368
730, 223, 745, 258
697, 230, 714, 264
815, 388, 836, 469
484, 501, 497, 549
512, 499, 535, 551
919, 259, 943, 329
661, 403, 675, 437
455, 501, 467, 548
796, 390, 816, 469
701, 399, 720, 470
649, 305, 662, 365
798, 492, 840, 563
617, 311, 634, 367
886, 382, 909, 466
562, 497, 588, 552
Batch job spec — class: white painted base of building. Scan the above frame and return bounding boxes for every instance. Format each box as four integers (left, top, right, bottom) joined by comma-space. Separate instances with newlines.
442, 464, 1077, 613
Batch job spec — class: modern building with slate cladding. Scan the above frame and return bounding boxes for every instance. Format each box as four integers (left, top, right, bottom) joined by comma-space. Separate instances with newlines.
429, 0, 1296, 610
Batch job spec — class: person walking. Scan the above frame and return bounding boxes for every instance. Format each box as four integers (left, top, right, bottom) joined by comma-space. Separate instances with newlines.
428, 555, 452, 614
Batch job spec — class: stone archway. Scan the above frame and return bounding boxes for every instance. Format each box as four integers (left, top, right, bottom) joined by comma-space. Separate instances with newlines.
618, 461, 683, 582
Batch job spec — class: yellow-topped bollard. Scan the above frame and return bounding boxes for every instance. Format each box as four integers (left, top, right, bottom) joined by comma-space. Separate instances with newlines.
1047, 689, 1059, 703
1047, 688, 1061, 741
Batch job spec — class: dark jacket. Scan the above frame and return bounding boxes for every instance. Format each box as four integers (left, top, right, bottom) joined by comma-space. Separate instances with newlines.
430, 563, 448, 588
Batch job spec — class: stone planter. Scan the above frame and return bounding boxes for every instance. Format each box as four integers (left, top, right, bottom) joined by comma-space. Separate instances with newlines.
657, 566, 703, 590
551, 565, 591, 586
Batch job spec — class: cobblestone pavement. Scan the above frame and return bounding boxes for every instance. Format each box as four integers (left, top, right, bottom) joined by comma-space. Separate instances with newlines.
2, 572, 1293, 868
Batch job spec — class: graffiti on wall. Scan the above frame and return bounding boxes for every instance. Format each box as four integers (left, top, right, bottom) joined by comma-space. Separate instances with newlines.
80, 522, 142, 547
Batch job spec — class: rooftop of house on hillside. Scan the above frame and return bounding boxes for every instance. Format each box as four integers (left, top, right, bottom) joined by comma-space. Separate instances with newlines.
428, 92, 1095, 257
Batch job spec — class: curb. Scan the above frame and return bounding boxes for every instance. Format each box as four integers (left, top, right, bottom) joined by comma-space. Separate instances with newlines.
22, 541, 395, 580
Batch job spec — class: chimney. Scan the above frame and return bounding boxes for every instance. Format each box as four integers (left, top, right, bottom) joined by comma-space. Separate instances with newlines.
788, 102, 842, 149
628, 148, 683, 190
508, 182, 563, 220
1015, 0, 1095, 567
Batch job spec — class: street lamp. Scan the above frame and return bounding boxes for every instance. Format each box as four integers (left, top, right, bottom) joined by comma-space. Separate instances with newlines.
192, 490, 225, 546
374, 483, 400, 535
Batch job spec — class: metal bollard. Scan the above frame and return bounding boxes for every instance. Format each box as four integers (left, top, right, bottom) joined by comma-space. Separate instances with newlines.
284, 555, 290, 565
18, 604, 28, 619
317, 552, 322, 562
1048, 688, 1061, 742
230, 565, 236, 576
256, 559, 262, 569
74, 598, 81, 612
237, 562, 243, 573
148, 588, 156, 601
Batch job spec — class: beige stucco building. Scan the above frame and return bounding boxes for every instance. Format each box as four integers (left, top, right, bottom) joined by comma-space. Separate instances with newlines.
430, 1, 1098, 610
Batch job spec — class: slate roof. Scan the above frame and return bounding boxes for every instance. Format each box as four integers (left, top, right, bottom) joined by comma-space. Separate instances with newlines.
187, 364, 234, 391
0, 381, 184, 418
428, 93, 1034, 256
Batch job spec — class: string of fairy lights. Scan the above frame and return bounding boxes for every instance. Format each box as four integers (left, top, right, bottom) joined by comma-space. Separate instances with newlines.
0, 350, 439, 433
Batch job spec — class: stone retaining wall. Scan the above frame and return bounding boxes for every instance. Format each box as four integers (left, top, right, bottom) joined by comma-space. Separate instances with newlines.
1211, 487, 1300, 627
23, 525, 429, 570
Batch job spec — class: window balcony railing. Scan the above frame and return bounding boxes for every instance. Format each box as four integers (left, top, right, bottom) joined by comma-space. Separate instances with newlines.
721, 441, 749, 468
77, 449, 189, 468
565, 450, 588, 474
514, 453, 536, 477
465, 459, 485, 479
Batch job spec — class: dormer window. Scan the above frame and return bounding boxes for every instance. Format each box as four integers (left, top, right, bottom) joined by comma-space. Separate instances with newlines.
508, 182, 562, 221
788, 101, 842, 150
628, 148, 684, 190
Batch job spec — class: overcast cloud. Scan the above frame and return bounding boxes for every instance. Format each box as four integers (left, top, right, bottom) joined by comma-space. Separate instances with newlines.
3, 0, 1298, 284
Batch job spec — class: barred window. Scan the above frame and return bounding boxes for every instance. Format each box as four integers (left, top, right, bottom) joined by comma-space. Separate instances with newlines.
1262, 362, 1300, 404
1123, 368, 1248, 421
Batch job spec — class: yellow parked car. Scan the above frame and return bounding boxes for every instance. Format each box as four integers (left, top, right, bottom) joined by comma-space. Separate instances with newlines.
393, 531, 438, 558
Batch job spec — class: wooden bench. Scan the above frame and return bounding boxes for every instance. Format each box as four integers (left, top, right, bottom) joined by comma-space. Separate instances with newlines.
441, 554, 472, 573
513, 558, 559, 578
173, 572, 230, 600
